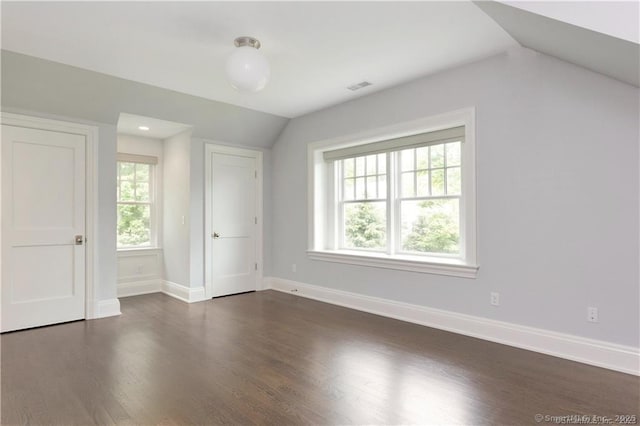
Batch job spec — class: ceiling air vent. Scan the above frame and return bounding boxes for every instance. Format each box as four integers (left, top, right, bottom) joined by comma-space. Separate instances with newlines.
347, 81, 373, 91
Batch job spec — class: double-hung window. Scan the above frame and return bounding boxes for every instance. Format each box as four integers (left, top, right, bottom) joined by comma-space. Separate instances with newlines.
309, 109, 477, 277
116, 153, 158, 249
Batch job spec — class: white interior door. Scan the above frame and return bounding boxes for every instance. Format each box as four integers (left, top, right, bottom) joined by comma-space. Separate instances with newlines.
209, 152, 257, 297
1, 125, 86, 332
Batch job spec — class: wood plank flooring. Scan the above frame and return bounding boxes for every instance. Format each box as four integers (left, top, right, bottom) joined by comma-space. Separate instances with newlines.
2, 291, 638, 425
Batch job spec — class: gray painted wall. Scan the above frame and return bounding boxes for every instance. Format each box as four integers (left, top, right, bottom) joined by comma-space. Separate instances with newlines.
163, 130, 192, 286
96, 124, 118, 300
189, 139, 205, 289
271, 48, 640, 347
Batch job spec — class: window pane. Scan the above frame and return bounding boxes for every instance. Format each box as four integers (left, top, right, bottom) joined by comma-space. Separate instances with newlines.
355, 157, 365, 176
446, 167, 461, 195
377, 153, 386, 174
378, 175, 387, 198
416, 170, 430, 197
119, 180, 135, 202
119, 162, 135, 180
344, 202, 386, 250
401, 199, 459, 255
355, 177, 366, 199
117, 204, 151, 247
366, 155, 377, 175
430, 145, 445, 168
416, 147, 429, 170
344, 158, 355, 178
136, 163, 150, 181
136, 182, 150, 202
446, 142, 461, 167
431, 169, 445, 196
401, 149, 414, 172
344, 178, 355, 201
401, 172, 415, 197
366, 176, 377, 199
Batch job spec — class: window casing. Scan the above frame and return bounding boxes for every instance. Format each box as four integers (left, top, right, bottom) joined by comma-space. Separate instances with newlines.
308, 108, 478, 278
116, 154, 158, 249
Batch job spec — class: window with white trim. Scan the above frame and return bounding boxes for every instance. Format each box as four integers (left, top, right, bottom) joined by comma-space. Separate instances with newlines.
308, 109, 477, 277
116, 154, 158, 249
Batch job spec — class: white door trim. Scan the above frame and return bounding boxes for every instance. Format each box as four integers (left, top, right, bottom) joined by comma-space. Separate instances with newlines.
204, 143, 263, 299
0, 112, 100, 320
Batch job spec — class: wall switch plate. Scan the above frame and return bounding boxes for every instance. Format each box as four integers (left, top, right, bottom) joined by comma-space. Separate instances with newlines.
588, 307, 598, 322
490, 292, 500, 306
291, 264, 297, 273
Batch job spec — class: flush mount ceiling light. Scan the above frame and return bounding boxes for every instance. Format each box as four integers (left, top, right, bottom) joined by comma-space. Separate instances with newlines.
225, 36, 270, 92
138, 126, 150, 131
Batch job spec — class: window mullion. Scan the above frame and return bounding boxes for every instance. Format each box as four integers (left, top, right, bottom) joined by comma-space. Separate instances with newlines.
413, 148, 417, 198
135, 164, 140, 201
150, 165, 156, 247
337, 161, 344, 250
443, 144, 448, 195
388, 152, 396, 256
428, 146, 432, 195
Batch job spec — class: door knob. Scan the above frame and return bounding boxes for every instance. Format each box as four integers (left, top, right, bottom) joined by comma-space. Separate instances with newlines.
212, 232, 220, 239
75, 235, 84, 245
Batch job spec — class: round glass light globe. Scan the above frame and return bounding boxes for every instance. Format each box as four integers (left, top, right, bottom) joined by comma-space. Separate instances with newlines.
225, 46, 270, 92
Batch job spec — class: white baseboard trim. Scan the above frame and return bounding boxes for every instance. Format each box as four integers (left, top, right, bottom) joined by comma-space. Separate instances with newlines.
265, 277, 639, 376
117, 279, 162, 298
93, 298, 121, 319
162, 280, 207, 303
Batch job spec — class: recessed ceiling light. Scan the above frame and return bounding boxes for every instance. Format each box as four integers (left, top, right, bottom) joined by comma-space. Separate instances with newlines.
347, 81, 373, 91
138, 126, 150, 131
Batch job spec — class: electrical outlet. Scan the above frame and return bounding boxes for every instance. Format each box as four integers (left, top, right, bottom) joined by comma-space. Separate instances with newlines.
588, 307, 599, 323
136, 265, 143, 274
291, 264, 297, 273
490, 292, 500, 306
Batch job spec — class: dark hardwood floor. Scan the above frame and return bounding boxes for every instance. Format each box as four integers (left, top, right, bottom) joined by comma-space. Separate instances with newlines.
2, 291, 638, 425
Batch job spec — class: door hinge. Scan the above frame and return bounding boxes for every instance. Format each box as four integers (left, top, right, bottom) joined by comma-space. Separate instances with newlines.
255, 170, 257, 179
255, 263, 258, 271
254, 217, 257, 225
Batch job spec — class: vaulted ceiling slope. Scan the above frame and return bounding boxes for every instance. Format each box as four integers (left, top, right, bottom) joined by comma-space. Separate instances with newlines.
0, 50, 288, 148
477, 1, 639, 87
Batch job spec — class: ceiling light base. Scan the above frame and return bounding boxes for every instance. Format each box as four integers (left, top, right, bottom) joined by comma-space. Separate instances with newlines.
234, 36, 261, 50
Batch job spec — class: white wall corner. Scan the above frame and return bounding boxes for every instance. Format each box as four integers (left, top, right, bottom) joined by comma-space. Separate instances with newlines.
117, 279, 163, 298
260, 276, 274, 291
162, 280, 207, 303
268, 277, 640, 376
93, 298, 121, 319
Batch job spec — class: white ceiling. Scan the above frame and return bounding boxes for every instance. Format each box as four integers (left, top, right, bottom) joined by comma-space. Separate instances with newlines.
1, 1, 517, 118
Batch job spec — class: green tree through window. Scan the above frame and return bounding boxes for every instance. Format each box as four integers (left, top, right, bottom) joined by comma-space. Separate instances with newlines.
403, 200, 459, 254
344, 202, 386, 249
117, 160, 153, 248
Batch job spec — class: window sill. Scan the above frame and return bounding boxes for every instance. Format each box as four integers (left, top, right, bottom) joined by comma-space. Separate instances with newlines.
117, 247, 162, 253
307, 250, 478, 278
